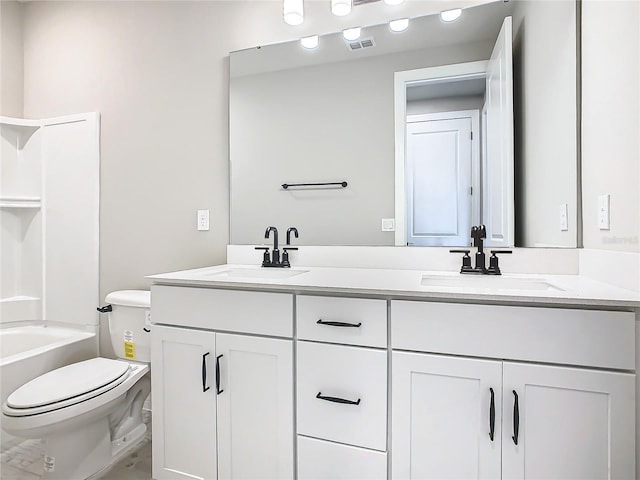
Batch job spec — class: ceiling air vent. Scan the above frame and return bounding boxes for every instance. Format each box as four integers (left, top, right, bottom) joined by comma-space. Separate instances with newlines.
348, 37, 375, 51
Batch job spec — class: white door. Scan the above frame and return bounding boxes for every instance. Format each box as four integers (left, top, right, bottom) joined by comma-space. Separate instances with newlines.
502, 362, 635, 479
151, 325, 217, 480
484, 16, 514, 247
216, 333, 294, 480
405, 116, 473, 246
392, 352, 502, 479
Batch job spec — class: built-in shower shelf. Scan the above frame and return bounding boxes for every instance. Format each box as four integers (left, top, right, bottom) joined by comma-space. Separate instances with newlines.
0, 197, 41, 209
0, 117, 41, 148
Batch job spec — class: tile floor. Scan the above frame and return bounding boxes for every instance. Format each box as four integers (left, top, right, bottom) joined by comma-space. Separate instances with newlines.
0, 411, 152, 480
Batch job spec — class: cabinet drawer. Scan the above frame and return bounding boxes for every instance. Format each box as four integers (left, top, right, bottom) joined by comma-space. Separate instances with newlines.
297, 341, 387, 451
151, 285, 293, 338
391, 301, 635, 370
297, 296, 387, 347
298, 436, 387, 480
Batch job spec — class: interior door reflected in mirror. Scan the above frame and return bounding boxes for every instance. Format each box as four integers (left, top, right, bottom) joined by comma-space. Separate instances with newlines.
396, 16, 513, 248
229, 1, 578, 248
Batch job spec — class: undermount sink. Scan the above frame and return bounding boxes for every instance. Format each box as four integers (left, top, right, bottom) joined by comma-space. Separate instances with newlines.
204, 267, 310, 280
420, 274, 563, 292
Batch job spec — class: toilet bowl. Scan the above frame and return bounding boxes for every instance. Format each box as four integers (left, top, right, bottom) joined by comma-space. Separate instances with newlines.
1, 290, 151, 480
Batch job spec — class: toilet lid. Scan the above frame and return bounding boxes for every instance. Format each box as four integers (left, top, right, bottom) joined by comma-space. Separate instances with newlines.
7, 358, 130, 410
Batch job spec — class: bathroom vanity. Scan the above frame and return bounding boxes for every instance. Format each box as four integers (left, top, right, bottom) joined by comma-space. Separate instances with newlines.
148, 262, 639, 480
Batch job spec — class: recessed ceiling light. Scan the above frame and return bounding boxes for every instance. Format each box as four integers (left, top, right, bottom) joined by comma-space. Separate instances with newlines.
331, 0, 352, 17
283, 0, 304, 25
389, 18, 409, 32
300, 35, 319, 49
343, 27, 362, 41
440, 8, 462, 23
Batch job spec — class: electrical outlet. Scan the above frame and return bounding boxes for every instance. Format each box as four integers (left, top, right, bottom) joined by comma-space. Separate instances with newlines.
559, 204, 568, 231
381, 218, 395, 232
598, 195, 610, 230
197, 209, 210, 231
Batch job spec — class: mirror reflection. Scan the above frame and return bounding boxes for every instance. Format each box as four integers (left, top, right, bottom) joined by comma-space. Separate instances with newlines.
229, 0, 578, 248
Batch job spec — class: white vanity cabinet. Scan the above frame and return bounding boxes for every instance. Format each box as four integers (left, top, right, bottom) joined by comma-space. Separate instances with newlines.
151, 286, 294, 480
391, 301, 636, 479
151, 324, 217, 480
296, 295, 388, 480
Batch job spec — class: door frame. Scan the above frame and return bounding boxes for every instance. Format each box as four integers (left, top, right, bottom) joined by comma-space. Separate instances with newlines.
394, 60, 488, 246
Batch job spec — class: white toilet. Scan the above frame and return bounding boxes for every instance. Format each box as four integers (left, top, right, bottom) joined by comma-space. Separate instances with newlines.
1, 290, 152, 480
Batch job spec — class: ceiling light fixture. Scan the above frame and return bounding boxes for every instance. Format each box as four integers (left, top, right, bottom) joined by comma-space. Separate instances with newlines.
331, 0, 352, 17
301, 35, 319, 49
389, 18, 409, 32
283, 0, 304, 25
440, 8, 462, 23
383, 0, 404, 5
343, 27, 362, 41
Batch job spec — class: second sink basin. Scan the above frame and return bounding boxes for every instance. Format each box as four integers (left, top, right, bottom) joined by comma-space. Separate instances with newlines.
420, 274, 563, 291
204, 267, 309, 280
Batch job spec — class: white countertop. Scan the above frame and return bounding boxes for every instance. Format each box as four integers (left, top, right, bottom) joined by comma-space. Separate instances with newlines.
147, 264, 640, 309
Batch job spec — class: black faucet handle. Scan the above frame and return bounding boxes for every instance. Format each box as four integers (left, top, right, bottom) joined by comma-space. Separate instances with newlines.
487, 250, 512, 275
450, 249, 473, 273
255, 246, 271, 267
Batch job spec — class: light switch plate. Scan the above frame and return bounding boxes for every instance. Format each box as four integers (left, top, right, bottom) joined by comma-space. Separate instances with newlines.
381, 218, 395, 232
598, 195, 610, 230
197, 209, 210, 231
559, 204, 568, 231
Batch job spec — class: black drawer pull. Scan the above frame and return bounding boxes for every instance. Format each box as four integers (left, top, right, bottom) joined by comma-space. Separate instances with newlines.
512, 390, 519, 445
489, 387, 495, 442
316, 392, 361, 405
216, 354, 224, 395
201, 352, 210, 393
316, 319, 362, 328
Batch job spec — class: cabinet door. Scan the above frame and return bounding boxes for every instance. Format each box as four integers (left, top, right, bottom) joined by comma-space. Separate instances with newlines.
502, 362, 635, 479
151, 325, 217, 480
392, 352, 502, 479
216, 333, 294, 480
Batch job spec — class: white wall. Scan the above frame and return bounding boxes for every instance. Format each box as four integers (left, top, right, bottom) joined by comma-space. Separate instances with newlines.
21, 0, 487, 354
511, 0, 577, 248
0, 0, 23, 117
582, 0, 640, 253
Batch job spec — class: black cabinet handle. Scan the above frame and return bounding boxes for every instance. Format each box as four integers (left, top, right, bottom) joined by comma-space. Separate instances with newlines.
512, 390, 519, 445
316, 319, 362, 328
216, 354, 224, 395
201, 352, 210, 393
316, 392, 361, 405
489, 387, 495, 442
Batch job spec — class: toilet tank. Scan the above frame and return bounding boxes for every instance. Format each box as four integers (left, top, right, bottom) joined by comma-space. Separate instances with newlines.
105, 290, 151, 363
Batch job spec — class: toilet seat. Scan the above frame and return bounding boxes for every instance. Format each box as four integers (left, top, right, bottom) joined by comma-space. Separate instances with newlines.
5, 358, 131, 416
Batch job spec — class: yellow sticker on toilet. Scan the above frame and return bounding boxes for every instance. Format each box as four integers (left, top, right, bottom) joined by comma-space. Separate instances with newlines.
124, 341, 136, 359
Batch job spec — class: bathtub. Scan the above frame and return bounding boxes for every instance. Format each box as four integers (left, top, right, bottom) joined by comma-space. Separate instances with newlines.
0, 324, 97, 411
